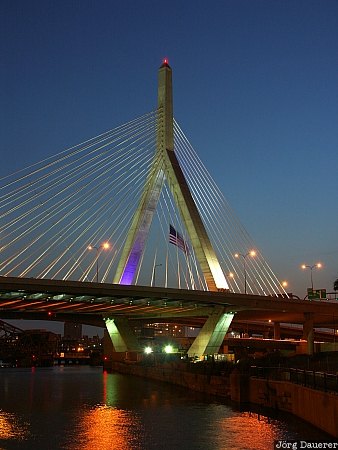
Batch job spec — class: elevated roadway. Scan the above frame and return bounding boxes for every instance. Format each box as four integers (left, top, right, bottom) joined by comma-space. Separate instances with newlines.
1, 276, 337, 329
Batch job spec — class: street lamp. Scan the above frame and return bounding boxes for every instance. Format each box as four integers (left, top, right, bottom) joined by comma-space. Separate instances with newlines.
88, 241, 110, 283
301, 263, 322, 291
234, 250, 256, 294
164, 344, 173, 354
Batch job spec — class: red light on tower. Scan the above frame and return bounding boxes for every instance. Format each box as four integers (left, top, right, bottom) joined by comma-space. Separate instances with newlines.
163, 57, 169, 65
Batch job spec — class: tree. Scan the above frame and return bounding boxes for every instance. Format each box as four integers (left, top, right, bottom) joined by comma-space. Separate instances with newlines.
334, 278, 338, 291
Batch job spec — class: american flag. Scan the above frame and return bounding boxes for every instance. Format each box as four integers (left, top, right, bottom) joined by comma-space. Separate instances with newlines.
169, 225, 189, 254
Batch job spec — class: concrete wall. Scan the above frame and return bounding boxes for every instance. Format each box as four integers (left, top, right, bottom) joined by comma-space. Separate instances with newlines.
111, 361, 230, 397
248, 377, 338, 438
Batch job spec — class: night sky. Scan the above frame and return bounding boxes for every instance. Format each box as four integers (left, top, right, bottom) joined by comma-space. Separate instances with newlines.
1, 1, 338, 334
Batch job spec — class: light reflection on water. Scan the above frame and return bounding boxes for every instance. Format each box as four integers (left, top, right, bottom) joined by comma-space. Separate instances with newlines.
69, 406, 141, 450
215, 412, 290, 450
0, 411, 30, 441
0, 366, 331, 450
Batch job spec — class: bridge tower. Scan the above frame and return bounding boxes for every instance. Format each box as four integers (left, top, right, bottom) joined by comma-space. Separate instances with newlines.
107, 60, 233, 359
113, 60, 229, 292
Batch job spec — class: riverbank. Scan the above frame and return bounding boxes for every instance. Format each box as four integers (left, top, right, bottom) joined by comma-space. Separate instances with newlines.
111, 360, 231, 397
110, 359, 338, 438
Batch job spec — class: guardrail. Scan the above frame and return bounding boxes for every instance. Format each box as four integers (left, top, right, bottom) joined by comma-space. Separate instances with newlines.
250, 366, 338, 394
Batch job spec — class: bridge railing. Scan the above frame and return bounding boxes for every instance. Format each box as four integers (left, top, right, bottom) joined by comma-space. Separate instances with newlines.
250, 366, 338, 394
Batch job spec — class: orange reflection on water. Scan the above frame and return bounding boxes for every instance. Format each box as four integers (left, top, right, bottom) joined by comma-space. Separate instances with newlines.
0, 411, 29, 440
67, 405, 141, 450
216, 411, 282, 450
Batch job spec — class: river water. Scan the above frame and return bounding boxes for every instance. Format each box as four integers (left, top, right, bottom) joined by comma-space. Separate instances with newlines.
0, 366, 332, 449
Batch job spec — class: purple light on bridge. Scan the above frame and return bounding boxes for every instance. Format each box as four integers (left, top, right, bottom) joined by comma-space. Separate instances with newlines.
119, 269, 135, 285
119, 251, 142, 285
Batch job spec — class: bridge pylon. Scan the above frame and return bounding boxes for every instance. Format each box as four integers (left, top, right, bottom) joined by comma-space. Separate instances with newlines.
187, 308, 234, 358
113, 60, 229, 292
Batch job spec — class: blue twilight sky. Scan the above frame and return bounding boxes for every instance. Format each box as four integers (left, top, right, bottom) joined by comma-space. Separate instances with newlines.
1, 1, 338, 334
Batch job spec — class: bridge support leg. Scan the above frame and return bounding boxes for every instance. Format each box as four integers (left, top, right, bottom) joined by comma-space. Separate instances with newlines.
303, 312, 314, 355
187, 307, 234, 359
273, 322, 281, 340
105, 318, 141, 353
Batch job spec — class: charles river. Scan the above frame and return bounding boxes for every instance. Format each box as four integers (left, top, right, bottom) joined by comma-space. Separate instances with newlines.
0, 366, 333, 450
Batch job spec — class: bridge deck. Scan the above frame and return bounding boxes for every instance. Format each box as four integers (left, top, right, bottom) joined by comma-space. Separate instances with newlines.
1, 277, 338, 329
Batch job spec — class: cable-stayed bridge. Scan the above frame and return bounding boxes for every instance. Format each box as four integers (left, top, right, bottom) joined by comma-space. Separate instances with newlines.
1, 60, 337, 358
0, 60, 282, 296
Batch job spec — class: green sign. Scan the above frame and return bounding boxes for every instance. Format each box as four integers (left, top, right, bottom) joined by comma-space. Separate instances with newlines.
307, 288, 326, 300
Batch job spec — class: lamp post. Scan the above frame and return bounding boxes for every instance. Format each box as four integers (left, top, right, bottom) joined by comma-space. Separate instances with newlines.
234, 250, 256, 294
301, 263, 322, 291
153, 263, 162, 286
88, 241, 110, 283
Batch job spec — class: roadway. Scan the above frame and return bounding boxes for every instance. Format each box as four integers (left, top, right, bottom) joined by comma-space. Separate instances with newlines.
1, 276, 338, 330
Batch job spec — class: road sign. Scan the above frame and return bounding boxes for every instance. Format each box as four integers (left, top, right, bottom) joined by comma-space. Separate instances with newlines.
307, 288, 326, 300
